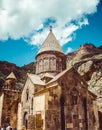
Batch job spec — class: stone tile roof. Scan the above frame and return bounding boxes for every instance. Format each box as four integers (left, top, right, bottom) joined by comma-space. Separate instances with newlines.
6, 72, 17, 80
37, 30, 64, 55
27, 73, 45, 85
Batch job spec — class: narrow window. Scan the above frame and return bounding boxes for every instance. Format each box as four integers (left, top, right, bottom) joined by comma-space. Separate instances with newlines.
31, 98, 33, 114
83, 97, 88, 130
26, 89, 29, 101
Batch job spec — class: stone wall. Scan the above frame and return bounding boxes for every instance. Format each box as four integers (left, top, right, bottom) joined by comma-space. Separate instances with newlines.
45, 86, 88, 130
44, 68, 99, 130
1, 90, 20, 129
45, 86, 61, 130
36, 52, 66, 75
21, 77, 34, 106
33, 94, 45, 130
21, 76, 35, 129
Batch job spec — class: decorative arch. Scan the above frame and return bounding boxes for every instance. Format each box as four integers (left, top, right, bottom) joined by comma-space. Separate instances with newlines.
44, 58, 48, 71
50, 57, 56, 71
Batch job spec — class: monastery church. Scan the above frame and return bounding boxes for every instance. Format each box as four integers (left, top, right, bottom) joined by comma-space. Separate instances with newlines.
0, 28, 99, 130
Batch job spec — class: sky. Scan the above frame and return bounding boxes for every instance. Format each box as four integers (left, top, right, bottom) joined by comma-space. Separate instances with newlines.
0, 0, 102, 66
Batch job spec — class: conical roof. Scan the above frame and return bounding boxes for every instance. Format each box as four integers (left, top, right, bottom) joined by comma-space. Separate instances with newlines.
6, 72, 17, 80
37, 29, 64, 55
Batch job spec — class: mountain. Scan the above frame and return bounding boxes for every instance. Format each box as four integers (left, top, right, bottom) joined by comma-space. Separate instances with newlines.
0, 61, 36, 90
67, 43, 102, 63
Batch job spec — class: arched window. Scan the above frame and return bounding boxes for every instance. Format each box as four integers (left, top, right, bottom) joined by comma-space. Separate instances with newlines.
44, 58, 49, 71
26, 89, 29, 101
38, 59, 43, 73
31, 98, 33, 114
46, 58, 49, 71
49, 58, 53, 70
53, 58, 56, 70
50, 58, 56, 71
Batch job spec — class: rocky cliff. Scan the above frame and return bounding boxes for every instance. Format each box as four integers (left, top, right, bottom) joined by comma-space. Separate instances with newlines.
67, 43, 102, 112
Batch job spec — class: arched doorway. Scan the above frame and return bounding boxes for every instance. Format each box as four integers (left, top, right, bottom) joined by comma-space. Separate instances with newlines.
23, 112, 28, 129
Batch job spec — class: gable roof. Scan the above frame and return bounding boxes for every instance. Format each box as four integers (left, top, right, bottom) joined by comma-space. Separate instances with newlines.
6, 72, 17, 80
41, 73, 54, 79
27, 73, 45, 86
37, 30, 64, 55
46, 67, 96, 98
47, 67, 88, 86
46, 67, 72, 84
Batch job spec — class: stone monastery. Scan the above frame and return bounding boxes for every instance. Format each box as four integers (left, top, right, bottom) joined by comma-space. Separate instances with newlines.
0, 28, 99, 130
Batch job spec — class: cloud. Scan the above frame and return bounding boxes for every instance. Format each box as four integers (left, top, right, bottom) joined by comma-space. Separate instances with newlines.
65, 47, 74, 54
0, 0, 100, 45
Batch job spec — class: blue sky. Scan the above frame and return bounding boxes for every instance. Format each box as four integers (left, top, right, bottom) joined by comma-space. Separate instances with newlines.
0, 0, 102, 66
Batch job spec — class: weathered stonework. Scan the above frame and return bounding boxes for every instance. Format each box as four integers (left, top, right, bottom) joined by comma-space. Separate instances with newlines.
0, 30, 99, 130
36, 51, 66, 76
0, 72, 21, 129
